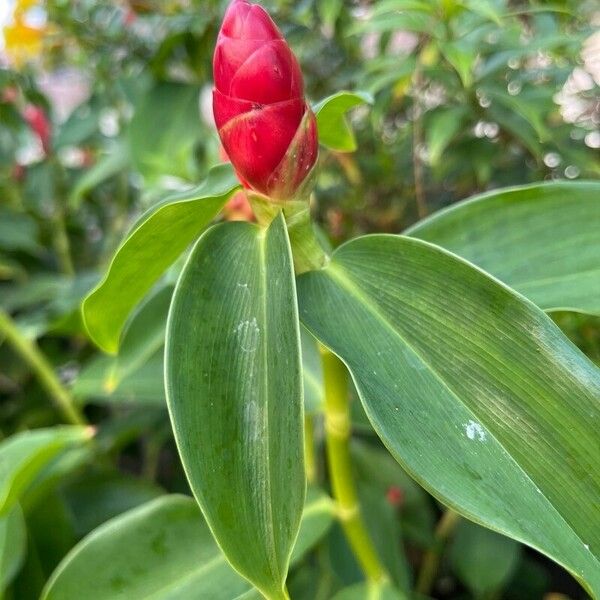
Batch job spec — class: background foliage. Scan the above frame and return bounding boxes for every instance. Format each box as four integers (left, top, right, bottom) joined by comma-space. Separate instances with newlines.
1, 0, 599, 598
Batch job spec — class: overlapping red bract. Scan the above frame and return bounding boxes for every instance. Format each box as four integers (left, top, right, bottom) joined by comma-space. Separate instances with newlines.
213, 0, 318, 200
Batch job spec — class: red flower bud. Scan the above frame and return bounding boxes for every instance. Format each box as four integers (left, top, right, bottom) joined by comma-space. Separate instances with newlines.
23, 105, 51, 155
213, 0, 318, 200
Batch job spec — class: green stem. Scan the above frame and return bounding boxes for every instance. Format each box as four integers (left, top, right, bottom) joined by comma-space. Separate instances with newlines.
248, 194, 328, 274
50, 156, 75, 276
416, 508, 461, 595
320, 346, 388, 583
0, 309, 86, 425
52, 207, 75, 276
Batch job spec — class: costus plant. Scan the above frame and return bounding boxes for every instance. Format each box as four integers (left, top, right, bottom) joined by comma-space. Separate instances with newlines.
15, 1, 597, 599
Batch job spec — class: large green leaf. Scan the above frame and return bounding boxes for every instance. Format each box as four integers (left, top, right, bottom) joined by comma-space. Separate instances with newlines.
314, 91, 373, 152
82, 164, 240, 353
0, 427, 92, 516
165, 214, 305, 599
43, 490, 334, 600
0, 504, 26, 592
297, 235, 600, 596
406, 181, 600, 316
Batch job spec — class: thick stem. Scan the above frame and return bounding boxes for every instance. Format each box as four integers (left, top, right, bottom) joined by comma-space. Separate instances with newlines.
320, 346, 388, 583
0, 309, 86, 426
248, 194, 328, 274
416, 508, 461, 595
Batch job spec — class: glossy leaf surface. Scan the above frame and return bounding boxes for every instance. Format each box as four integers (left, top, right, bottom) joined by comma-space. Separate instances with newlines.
0, 427, 91, 515
43, 491, 334, 600
82, 164, 240, 353
406, 181, 600, 315
297, 234, 600, 596
314, 91, 373, 152
166, 214, 304, 598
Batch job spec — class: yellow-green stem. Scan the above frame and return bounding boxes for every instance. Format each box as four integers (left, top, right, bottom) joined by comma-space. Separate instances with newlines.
415, 508, 461, 595
52, 207, 75, 276
320, 346, 387, 583
0, 309, 86, 426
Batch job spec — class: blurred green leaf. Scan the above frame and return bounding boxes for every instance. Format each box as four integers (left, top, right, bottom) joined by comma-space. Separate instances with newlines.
166, 214, 304, 598
128, 82, 202, 182
0, 504, 26, 592
439, 40, 476, 88
82, 163, 240, 354
314, 91, 373, 152
62, 471, 163, 537
426, 107, 469, 166
450, 520, 522, 597
297, 234, 600, 597
407, 181, 600, 315
0, 427, 91, 516
68, 142, 130, 209
301, 326, 324, 413
0, 209, 41, 255
332, 581, 407, 599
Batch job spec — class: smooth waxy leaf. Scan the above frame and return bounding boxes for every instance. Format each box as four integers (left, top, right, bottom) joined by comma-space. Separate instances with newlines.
43, 490, 334, 600
314, 91, 373, 152
82, 164, 240, 353
450, 520, 522, 597
0, 504, 26, 591
297, 235, 600, 596
407, 181, 600, 315
0, 427, 91, 515
165, 214, 304, 599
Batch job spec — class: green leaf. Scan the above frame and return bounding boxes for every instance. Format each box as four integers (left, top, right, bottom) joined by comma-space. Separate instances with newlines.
426, 107, 468, 166
0, 504, 27, 592
439, 40, 476, 88
0, 427, 91, 515
406, 181, 600, 315
73, 350, 165, 405
291, 487, 336, 564
82, 163, 240, 354
62, 471, 164, 537
486, 90, 550, 142
128, 82, 202, 182
0, 208, 41, 254
297, 235, 600, 597
68, 142, 130, 209
301, 326, 324, 413
332, 581, 407, 600
165, 214, 305, 598
314, 91, 373, 152
43, 491, 334, 600
450, 520, 522, 597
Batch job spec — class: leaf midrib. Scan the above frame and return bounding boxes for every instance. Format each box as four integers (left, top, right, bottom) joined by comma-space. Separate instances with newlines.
257, 226, 280, 589
323, 257, 598, 576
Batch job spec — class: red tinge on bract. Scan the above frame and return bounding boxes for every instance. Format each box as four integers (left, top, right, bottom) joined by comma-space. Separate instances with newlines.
213, 0, 318, 200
